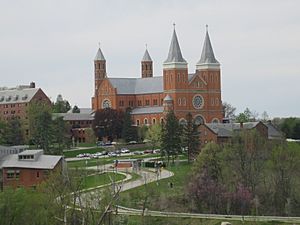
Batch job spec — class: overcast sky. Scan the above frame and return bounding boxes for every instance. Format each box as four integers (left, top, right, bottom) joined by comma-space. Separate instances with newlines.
1, 0, 299, 118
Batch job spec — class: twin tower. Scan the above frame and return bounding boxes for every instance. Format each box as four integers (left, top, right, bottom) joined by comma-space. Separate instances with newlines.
94, 25, 220, 82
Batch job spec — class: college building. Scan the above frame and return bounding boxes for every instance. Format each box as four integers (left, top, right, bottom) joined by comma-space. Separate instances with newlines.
0, 82, 51, 140
91, 26, 223, 126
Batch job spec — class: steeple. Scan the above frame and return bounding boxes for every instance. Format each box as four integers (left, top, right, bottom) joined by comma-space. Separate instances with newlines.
94, 47, 106, 61
94, 45, 107, 92
141, 46, 153, 78
163, 24, 187, 69
196, 25, 220, 70
142, 48, 152, 62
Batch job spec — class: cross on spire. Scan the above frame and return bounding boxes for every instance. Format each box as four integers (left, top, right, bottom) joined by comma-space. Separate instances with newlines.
206, 24, 208, 32
173, 22, 176, 30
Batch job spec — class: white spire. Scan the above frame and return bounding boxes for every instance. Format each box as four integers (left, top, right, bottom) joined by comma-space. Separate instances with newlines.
196, 25, 220, 70
163, 25, 187, 69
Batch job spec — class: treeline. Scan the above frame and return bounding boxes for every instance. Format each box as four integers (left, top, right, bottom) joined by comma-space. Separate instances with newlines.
273, 117, 300, 139
186, 130, 300, 216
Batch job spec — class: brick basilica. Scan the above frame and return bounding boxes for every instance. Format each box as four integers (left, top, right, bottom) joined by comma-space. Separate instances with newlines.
91, 26, 223, 126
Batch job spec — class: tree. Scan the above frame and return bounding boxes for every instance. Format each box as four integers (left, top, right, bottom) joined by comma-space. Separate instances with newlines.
122, 108, 137, 142
222, 102, 236, 120
268, 143, 300, 215
28, 102, 53, 153
182, 113, 200, 163
92, 108, 124, 141
52, 94, 71, 113
52, 116, 71, 154
260, 111, 270, 122
4, 117, 24, 145
72, 105, 80, 113
161, 110, 181, 164
145, 124, 162, 150
0, 121, 6, 144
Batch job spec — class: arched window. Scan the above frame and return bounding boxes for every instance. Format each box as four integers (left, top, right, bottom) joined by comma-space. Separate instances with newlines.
212, 118, 219, 123
178, 98, 181, 106
194, 115, 205, 125
136, 120, 140, 126
160, 118, 164, 124
152, 118, 156, 124
144, 118, 148, 125
182, 97, 186, 106
179, 118, 187, 126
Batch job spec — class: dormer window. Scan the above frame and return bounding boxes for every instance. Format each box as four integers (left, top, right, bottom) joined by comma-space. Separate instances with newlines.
6, 96, 11, 102
0, 96, 4, 102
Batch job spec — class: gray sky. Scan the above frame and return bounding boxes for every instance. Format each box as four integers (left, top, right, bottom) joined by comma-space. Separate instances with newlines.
1, 0, 299, 118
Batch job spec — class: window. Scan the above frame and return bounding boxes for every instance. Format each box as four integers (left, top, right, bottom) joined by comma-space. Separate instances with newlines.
138, 100, 142, 106
152, 118, 156, 124
215, 98, 219, 106
194, 115, 204, 125
119, 100, 124, 107
144, 118, 148, 125
136, 120, 140, 126
160, 118, 164, 124
145, 100, 150, 106
211, 98, 214, 106
37, 171, 40, 178
182, 97, 186, 106
6, 171, 15, 179
15, 171, 20, 180
153, 99, 158, 106
178, 98, 181, 106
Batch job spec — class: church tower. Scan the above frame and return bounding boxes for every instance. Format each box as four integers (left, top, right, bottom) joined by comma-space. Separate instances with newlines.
141, 47, 153, 78
94, 46, 106, 93
196, 26, 223, 123
163, 25, 188, 111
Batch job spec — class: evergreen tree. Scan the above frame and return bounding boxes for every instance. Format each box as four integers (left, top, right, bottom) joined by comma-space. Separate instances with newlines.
161, 110, 181, 164
122, 108, 137, 142
182, 113, 200, 163
2, 117, 24, 145
29, 102, 53, 153
52, 94, 71, 113
0, 121, 7, 144
72, 105, 80, 113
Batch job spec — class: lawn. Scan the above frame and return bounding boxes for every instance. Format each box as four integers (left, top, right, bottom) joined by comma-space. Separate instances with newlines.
114, 215, 292, 225
66, 153, 162, 168
63, 147, 106, 158
118, 161, 192, 212
82, 172, 126, 189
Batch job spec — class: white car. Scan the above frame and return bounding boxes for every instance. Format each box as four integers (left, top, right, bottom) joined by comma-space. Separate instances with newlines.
121, 148, 130, 154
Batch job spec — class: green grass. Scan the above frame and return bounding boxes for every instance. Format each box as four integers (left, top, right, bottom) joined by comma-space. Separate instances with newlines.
119, 161, 192, 212
82, 172, 126, 189
67, 154, 162, 168
63, 147, 105, 158
114, 215, 292, 225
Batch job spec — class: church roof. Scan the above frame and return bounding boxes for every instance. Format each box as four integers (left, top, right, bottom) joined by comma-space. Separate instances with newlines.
142, 49, 152, 62
94, 47, 105, 61
131, 106, 164, 115
164, 29, 186, 64
108, 74, 195, 95
109, 76, 163, 94
197, 28, 219, 65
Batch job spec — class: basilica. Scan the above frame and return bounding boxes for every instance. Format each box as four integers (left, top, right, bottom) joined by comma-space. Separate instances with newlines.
91, 26, 223, 126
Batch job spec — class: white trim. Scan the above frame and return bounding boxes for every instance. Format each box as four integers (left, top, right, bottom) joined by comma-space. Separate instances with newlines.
163, 62, 188, 69
196, 63, 220, 70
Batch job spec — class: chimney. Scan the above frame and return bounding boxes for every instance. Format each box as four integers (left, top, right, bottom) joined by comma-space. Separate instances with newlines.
240, 122, 243, 129
30, 82, 35, 88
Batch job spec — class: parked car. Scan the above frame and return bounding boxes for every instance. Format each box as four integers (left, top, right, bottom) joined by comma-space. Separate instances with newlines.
153, 149, 161, 154
108, 152, 117, 157
101, 151, 108, 155
144, 149, 154, 154
129, 141, 137, 145
121, 148, 130, 154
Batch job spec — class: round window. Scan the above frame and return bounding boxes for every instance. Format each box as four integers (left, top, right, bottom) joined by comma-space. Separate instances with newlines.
194, 115, 204, 125
192, 95, 204, 109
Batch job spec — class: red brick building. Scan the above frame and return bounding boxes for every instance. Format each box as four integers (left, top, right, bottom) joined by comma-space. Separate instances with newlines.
0, 150, 63, 189
91, 26, 223, 125
199, 121, 279, 146
0, 82, 51, 139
